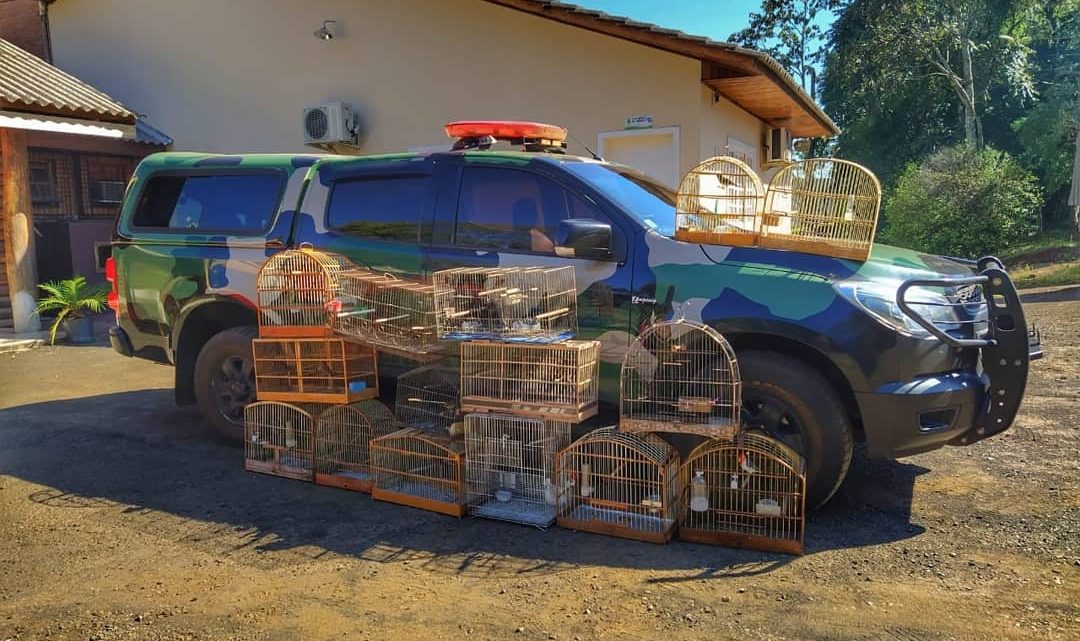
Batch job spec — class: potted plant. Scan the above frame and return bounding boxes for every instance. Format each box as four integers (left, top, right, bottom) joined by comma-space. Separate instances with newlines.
35, 276, 108, 345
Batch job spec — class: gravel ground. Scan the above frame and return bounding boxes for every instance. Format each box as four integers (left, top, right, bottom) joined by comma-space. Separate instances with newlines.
0, 294, 1077, 641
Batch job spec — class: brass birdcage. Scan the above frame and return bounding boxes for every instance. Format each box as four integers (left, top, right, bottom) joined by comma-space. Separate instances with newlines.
314, 400, 402, 493
433, 266, 578, 343
244, 401, 323, 481
679, 432, 806, 555
465, 414, 572, 527
252, 337, 379, 404
395, 363, 460, 434
370, 428, 467, 517
460, 340, 600, 422
554, 427, 680, 544
675, 156, 765, 247
256, 248, 355, 337
760, 158, 881, 261
620, 319, 740, 438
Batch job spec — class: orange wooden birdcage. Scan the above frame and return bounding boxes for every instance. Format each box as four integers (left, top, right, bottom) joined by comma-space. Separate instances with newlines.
314, 400, 402, 493
370, 428, 467, 517
256, 247, 355, 337
244, 401, 324, 481
252, 337, 378, 404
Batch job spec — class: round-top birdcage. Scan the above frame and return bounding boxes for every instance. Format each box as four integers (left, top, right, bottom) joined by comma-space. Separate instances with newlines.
395, 363, 461, 434
679, 431, 806, 555
675, 156, 765, 247
620, 318, 740, 438
256, 247, 355, 336
244, 400, 324, 481
370, 427, 468, 517
761, 158, 881, 261
555, 426, 680, 543
314, 400, 402, 492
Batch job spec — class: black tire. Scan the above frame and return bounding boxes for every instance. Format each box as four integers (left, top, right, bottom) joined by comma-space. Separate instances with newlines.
193, 325, 257, 444
737, 350, 854, 509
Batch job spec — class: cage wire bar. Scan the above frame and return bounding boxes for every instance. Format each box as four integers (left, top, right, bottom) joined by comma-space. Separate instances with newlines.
674, 156, 765, 247
555, 427, 680, 543
244, 401, 324, 481
329, 269, 400, 342
465, 414, 571, 527
257, 248, 355, 337
395, 363, 461, 434
679, 432, 806, 555
314, 400, 403, 492
460, 340, 600, 422
433, 266, 578, 343
760, 158, 881, 262
253, 337, 379, 404
370, 428, 467, 517
331, 271, 445, 358
620, 319, 740, 437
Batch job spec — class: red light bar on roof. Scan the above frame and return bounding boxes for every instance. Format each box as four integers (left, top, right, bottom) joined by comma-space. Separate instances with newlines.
445, 121, 568, 142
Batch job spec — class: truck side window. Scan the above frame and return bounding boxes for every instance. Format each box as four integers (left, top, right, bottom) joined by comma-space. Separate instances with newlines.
132, 173, 281, 232
327, 176, 427, 242
455, 167, 570, 253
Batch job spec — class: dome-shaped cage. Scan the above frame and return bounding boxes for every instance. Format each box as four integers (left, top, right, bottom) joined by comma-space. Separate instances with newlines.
620, 319, 740, 437
679, 432, 806, 555
370, 428, 467, 517
761, 158, 881, 261
244, 401, 324, 481
314, 400, 403, 492
675, 156, 765, 247
555, 427, 680, 543
395, 363, 461, 434
256, 248, 355, 337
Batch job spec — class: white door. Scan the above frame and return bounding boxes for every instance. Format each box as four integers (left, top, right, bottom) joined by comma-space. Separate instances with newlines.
597, 126, 680, 188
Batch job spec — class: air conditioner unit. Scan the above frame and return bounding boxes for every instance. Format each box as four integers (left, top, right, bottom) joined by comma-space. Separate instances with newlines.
303, 102, 355, 145
765, 127, 792, 165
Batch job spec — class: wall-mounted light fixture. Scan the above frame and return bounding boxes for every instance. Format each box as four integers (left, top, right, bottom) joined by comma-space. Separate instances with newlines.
314, 20, 336, 41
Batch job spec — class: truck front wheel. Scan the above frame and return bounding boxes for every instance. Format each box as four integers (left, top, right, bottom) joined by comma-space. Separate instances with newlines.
193, 326, 257, 443
737, 350, 854, 509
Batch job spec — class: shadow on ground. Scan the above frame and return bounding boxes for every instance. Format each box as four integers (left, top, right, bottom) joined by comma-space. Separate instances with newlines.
0, 389, 927, 581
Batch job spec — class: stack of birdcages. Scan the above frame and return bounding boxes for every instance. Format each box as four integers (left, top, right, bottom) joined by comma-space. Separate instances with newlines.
430, 265, 599, 528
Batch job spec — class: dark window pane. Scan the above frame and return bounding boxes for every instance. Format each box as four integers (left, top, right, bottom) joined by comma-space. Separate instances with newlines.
327, 176, 427, 241
455, 167, 569, 254
132, 173, 281, 232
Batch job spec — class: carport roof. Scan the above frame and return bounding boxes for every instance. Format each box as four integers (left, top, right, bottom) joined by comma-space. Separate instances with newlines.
482, 0, 840, 138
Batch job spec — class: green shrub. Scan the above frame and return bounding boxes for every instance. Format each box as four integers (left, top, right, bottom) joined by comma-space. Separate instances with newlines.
881, 145, 1043, 258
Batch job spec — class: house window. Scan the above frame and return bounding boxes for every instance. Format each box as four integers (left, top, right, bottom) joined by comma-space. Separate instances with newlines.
89, 180, 127, 205
29, 161, 58, 205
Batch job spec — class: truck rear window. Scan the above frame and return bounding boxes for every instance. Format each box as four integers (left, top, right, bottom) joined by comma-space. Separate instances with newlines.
132, 173, 282, 232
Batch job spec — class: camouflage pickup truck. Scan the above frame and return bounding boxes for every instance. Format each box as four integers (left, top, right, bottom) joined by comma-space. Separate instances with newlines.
105, 148, 1040, 507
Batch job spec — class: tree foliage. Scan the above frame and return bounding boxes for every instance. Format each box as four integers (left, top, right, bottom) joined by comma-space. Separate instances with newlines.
730, 0, 840, 96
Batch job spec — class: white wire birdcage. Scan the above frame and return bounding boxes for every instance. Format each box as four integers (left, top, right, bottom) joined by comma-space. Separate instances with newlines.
465, 414, 572, 527
554, 427, 680, 543
244, 401, 324, 481
433, 266, 577, 343
620, 319, 740, 437
370, 428, 467, 517
395, 363, 460, 434
329, 268, 400, 342
252, 337, 379, 404
679, 432, 806, 555
460, 340, 600, 422
761, 158, 881, 261
256, 248, 355, 337
675, 156, 764, 247
314, 400, 403, 493
331, 271, 444, 358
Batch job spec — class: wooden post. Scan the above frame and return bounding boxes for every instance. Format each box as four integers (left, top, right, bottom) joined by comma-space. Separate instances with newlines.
1, 127, 41, 334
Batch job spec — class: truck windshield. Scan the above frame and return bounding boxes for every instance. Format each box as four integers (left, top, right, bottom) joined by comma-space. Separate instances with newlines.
562, 162, 677, 236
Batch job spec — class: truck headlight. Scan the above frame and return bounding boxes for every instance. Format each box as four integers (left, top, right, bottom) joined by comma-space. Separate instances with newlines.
834, 281, 964, 338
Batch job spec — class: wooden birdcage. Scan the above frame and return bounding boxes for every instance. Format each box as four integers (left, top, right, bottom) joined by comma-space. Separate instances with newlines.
679, 432, 806, 555
331, 271, 444, 358
244, 401, 323, 481
460, 340, 600, 422
395, 363, 460, 434
675, 156, 764, 247
257, 248, 355, 337
433, 266, 578, 343
314, 400, 402, 492
554, 427, 680, 544
760, 158, 881, 261
620, 319, 740, 438
252, 337, 378, 404
370, 428, 467, 517
465, 414, 572, 527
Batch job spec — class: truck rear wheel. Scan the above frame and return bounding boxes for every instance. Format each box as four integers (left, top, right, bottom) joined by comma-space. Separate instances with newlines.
737, 350, 854, 509
193, 326, 257, 443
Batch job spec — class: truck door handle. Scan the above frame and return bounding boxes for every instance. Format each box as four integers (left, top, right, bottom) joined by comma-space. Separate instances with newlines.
265, 238, 285, 249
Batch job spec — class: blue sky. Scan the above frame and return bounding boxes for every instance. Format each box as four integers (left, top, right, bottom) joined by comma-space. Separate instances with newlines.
572, 0, 769, 43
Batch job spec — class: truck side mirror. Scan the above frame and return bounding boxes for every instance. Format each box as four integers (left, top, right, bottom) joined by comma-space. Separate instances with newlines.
554, 219, 613, 260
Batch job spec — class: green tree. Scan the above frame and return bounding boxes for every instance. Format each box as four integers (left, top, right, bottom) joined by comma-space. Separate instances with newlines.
730, 0, 840, 97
